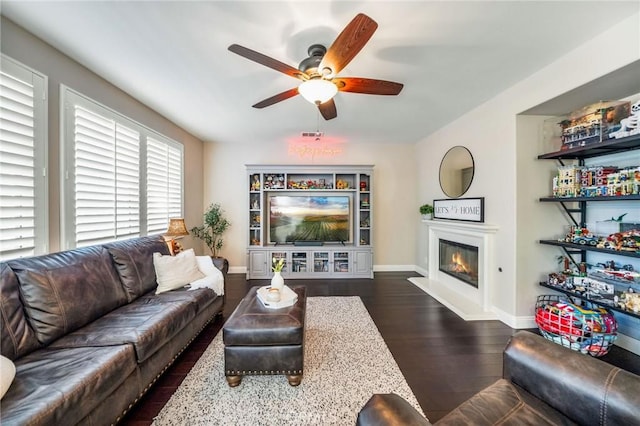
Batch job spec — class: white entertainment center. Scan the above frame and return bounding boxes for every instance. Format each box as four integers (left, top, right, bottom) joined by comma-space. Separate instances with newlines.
246, 165, 374, 279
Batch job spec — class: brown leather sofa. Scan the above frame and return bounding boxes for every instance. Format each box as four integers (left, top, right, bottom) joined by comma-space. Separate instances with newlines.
357, 331, 640, 425
0, 236, 227, 426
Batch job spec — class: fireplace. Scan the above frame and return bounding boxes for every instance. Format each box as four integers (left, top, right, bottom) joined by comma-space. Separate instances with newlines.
409, 220, 499, 321
438, 239, 479, 288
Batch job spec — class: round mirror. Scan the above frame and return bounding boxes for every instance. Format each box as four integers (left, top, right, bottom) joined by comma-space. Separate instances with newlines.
439, 146, 474, 198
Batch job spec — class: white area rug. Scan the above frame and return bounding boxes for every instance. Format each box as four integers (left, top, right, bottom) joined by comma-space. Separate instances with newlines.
152, 296, 423, 425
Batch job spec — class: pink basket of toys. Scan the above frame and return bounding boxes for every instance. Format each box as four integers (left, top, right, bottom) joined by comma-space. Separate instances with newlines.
535, 295, 617, 357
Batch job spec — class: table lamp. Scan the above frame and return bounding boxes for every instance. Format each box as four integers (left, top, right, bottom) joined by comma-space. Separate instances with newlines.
164, 218, 189, 255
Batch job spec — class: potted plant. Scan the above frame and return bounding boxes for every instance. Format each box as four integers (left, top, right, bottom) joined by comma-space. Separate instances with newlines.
419, 203, 434, 220
190, 203, 231, 257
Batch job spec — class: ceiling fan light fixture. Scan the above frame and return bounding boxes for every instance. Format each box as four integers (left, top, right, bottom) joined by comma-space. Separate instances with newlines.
298, 79, 338, 105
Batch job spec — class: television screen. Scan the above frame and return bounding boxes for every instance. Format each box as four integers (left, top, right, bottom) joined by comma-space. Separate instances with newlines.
269, 195, 351, 244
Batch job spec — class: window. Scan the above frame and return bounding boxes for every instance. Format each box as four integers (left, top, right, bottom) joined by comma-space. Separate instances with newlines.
72, 105, 140, 246
62, 87, 183, 249
0, 56, 47, 261
146, 136, 183, 235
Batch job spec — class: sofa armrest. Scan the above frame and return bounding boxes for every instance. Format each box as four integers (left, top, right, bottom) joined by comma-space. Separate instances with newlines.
211, 256, 228, 299
356, 394, 431, 426
211, 256, 229, 275
504, 331, 640, 425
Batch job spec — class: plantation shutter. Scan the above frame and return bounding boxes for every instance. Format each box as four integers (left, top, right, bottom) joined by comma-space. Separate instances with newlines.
146, 137, 182, 234
63, 87, 184, 249
0, 59, 47, 260
73, 105, 140, 247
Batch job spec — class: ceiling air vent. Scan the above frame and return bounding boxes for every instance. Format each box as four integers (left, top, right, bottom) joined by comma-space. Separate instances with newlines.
301, 131, 324, 138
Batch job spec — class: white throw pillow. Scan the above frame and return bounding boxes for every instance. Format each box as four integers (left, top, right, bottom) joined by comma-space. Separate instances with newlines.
0, 355, 16, 400
154, 249, 205, 294
189, 256, 225, 295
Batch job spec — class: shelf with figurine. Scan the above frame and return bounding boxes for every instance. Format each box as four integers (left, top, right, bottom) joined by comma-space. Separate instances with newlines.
538, 100, 640, 160
550, 163, 640, 199
540, 281, 640, 319
540, 255, 640, 319
540, 195, 640, 202
539, 224, 640, 259
538, 133, 640, 160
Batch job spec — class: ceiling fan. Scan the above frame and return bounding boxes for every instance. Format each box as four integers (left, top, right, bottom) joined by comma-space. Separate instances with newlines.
228, 13, 403, 120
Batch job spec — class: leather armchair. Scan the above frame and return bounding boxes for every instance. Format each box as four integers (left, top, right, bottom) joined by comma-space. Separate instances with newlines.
357, 331, 640, 425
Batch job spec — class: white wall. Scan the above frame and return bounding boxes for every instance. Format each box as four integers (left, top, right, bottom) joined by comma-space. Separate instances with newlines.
201, 139, 417, 270
416, 13, 640, 326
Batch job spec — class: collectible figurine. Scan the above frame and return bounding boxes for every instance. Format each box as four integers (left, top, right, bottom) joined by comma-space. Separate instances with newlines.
609, 99, 640, 139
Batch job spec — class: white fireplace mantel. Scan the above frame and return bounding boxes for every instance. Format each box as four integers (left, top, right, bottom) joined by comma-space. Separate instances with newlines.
410, 219, 500, 321
422, 219, 499, 234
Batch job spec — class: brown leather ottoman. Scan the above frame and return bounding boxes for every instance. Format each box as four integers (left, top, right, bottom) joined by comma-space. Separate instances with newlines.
223, 285, 306, 387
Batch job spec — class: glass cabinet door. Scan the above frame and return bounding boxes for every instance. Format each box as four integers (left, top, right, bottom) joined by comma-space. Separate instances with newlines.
291, 252, 308, 273
270, 251, 288, 274
333, 251, 351, 274
313, 251, 330, 273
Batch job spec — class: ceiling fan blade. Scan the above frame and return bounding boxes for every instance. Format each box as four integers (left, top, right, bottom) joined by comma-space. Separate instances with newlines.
318, 99, 337, 120
228, 44, 307, 80
319, 13, 378, 78
334, 77, 403, 95
252, 88, 300, 108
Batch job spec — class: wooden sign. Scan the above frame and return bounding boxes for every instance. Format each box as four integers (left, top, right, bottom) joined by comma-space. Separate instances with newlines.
433, 198, 484, 222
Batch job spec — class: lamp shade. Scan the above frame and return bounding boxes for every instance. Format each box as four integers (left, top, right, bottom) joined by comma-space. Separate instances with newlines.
298, 79, 338, 105
165, 218, 189, 237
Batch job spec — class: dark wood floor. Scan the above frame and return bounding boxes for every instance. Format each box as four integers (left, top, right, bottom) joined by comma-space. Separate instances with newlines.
122, 272, 640, 425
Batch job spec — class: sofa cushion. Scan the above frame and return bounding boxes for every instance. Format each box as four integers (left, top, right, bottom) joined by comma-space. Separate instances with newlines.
153, 249, 204, 294
0, 262, 41, 360
49, 288, 213, 362
104, 235, 170, 302
8, 246, 128, 345
0, 344, 137, 426
436, 379, 575, 426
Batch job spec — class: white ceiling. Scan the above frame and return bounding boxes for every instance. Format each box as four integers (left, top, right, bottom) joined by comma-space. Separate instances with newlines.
2, 1, 638, 145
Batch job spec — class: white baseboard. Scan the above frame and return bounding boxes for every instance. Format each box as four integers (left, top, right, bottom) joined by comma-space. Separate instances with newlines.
614, 333, 640, 355
492, 306, 537, 329
414, 266, 428, 277
228, 266, 246, 275
373, 264, 418, 272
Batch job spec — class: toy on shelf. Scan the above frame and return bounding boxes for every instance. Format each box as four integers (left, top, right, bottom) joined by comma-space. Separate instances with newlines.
552, 164, 640, 198
250, 174, 260, 191
609, 99, 640, 139
535, 295, 617, 357
553, 165, 581, 197
287, 179, 332, 189
592, 260, 639, 284
561, 226, 599, 246
605, 230, 640, 253
558, 100, 630, 149
617, 290, 640, 313
558, 225, 640, 254
262, 174, 285, 189
336, 179, 349, 189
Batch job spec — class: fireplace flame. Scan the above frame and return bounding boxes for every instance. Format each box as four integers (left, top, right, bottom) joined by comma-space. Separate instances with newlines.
451, 252, 470, 273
